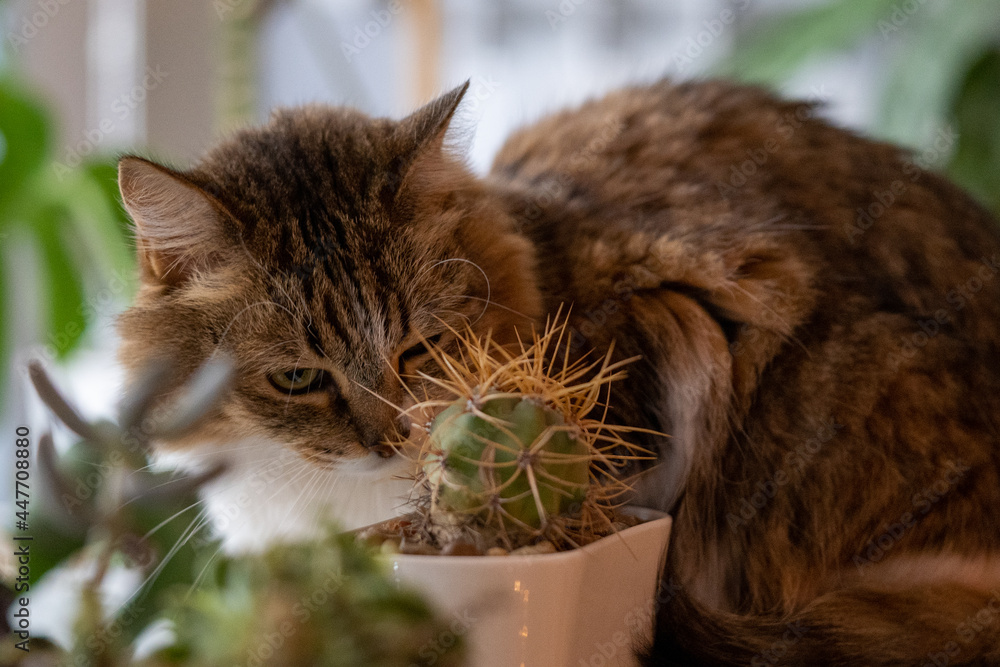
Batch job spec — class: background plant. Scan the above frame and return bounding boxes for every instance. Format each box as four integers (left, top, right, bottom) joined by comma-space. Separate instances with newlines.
0, 69, 134, 397
0, 359, 462, 667
721, 0, 1000, 215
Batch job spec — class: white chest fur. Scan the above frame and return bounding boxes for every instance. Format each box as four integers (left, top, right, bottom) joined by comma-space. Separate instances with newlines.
157, 438, 414, 553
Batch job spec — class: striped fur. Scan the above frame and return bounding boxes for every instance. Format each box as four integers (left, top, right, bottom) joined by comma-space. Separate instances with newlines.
119, 79, 1000, 662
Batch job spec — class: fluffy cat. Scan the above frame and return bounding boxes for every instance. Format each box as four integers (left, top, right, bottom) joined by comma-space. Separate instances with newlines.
117, 79, 1000, 665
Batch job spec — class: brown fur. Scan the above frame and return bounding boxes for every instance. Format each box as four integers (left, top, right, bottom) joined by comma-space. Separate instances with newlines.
118, 83, 541, 464
118, 79, 1000, 664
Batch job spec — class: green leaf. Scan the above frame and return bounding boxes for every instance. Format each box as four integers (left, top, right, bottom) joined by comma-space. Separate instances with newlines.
0, 252, 6, 398
946, 49, 1000, 217
875, 0, 1000, 150
70, 161, 136, 275
717, 0, 899, 85
0, 77, 50, 216
24, 513, 88, 585
83, 160, 133, 242
35, 208, 86, 359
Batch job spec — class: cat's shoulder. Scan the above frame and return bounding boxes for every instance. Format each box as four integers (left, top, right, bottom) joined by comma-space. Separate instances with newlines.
489, 79, 813, 175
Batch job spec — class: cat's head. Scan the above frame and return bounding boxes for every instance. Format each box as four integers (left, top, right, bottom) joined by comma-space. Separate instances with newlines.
116, 82, 542, 477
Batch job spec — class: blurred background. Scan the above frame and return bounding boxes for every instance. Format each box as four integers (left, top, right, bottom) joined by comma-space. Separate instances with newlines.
0, 0, 998, 462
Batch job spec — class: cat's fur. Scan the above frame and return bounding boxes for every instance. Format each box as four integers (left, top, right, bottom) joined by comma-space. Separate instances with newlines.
118, 79, 1000, 664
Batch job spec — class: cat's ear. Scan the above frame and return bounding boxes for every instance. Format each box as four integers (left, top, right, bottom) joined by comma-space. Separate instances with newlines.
118, 156, 225, 286
399, 80, 470, 154
386, 81, 470, 202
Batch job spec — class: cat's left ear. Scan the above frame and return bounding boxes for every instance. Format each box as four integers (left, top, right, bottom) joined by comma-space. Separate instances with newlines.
118, 156, 228, 286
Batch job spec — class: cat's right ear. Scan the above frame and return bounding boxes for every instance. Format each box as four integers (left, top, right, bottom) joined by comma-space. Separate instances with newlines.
384, 82, 470, 203
118, 156, 225, 286
400, 80, 470, 155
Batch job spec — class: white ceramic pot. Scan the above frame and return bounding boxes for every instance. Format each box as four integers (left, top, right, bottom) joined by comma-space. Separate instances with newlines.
383, 509, 672, 667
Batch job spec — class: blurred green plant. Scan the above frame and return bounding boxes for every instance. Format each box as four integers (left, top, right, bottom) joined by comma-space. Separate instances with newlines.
720, 0, 1000, 215
0, 74, 134, 397
0, 358, 463, 667
156, 531, 464, 667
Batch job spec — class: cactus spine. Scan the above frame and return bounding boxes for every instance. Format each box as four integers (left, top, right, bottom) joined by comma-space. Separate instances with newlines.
409, 318, 653, 550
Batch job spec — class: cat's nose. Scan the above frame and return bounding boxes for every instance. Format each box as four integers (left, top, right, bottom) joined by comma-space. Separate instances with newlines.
396, 413, 412, 439
361, 416, 410, 458
368, 442, 395, 458
359, 422, 408, 457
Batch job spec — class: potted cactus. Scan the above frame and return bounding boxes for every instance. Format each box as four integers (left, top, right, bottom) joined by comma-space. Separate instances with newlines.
359, 319, 674, 666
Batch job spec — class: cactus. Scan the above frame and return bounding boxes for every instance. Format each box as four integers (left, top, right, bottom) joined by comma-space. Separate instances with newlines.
426, 394, 590, 530
407, 317, 655, 551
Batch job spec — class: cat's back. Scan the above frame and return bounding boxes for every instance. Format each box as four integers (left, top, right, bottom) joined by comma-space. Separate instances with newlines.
489, 79, 1000, 348
488, 78, 1000, 667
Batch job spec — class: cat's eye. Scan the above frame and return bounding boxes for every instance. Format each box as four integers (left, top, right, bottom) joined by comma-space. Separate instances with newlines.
268, 368, 329, 395
398, 334, 442, 375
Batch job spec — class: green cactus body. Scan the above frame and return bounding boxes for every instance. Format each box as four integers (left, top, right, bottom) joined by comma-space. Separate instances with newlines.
425, 392, 590, 530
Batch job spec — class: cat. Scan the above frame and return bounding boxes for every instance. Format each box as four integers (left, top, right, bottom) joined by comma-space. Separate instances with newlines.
117, 79, 1000, 665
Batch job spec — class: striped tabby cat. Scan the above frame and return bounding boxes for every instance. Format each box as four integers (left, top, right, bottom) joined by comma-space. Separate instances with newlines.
118, 80, 1000, 665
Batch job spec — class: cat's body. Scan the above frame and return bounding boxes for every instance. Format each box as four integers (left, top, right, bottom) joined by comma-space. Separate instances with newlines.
118, 79, 1000, 664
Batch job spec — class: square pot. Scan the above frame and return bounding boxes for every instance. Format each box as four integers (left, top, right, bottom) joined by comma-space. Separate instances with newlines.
383, 509, 672, 666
